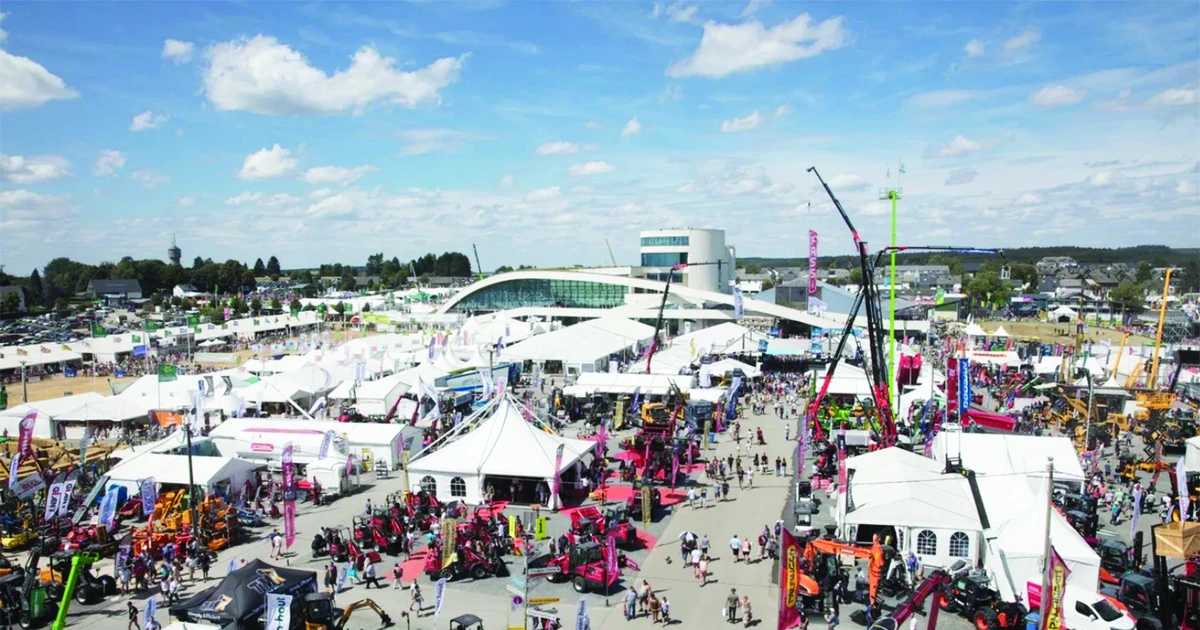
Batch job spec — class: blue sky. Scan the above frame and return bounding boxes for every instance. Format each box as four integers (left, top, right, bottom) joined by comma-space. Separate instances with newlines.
1, 1, 1197, 274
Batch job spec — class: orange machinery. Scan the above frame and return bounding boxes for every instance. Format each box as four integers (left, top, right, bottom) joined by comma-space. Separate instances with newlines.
803, 536, 887, 604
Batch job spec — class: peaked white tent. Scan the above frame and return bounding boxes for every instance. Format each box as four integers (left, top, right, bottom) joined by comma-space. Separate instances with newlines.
963, 322, 987, 337
991, 326, 1010, 338
406, 398, 596, 507
56, 397, 150, 424
671, 323, 766, 354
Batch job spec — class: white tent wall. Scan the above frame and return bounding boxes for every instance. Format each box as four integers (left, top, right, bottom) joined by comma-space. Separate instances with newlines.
208, 417, 414, 471
0, 344, 83, 371
930, 432, 1086, 494
0, 392, 108, 439
105, 454, 260, 498
572, 372, 695, 397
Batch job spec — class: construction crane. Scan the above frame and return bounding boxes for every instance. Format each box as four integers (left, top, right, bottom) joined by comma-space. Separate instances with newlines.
645, 261, 724, 372
471, 244, 484, 280
605, 238, 618, 266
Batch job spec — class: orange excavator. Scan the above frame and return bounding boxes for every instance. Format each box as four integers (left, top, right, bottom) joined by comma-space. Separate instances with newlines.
801, 535, 889, 608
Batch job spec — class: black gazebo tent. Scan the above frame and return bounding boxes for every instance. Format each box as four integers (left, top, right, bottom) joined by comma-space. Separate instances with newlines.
169, 559, 317, 628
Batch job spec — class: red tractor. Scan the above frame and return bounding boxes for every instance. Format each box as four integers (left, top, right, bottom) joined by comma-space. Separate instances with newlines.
533, 542, 625, 594
423, 539, 508, 581
569, 507, 638, 549
352, 516, 375, 549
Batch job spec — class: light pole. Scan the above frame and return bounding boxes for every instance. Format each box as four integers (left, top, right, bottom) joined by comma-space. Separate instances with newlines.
19, 361, 28, 403
879, 185, 903, 415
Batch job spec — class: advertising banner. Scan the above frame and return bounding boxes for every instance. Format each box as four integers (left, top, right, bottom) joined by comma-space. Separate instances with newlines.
946, 357, 959, 416
778, 528, 802, 630
282, 442, 296, 548
1039, 546, 1070, 630
433, 577, 448, 623
57, 474, 78, 518
18, 411, 35, 455
264, 593, 292, 630
140, 478, 157, 516
43, 480, 65, 522
958, 358, 971, 415
552, 444, 565, 509
808, 230, 819, 295
11, 473, 44, 500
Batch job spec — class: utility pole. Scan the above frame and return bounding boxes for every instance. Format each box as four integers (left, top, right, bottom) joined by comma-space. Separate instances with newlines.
19, 361, 27, 403
1039, 457, 1055, 619
879, 184, 902, 415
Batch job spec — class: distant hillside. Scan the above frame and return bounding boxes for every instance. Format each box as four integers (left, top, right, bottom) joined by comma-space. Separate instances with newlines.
741, 245, 1200, 269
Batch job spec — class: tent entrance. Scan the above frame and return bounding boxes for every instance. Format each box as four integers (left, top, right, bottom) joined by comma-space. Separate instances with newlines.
484, 475, 553, 505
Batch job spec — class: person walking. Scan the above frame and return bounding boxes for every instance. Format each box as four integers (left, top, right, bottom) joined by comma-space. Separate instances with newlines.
730, 535, 741, 562
409, 582, 424, 614
324, 563, 337, 594
698, 556, 709, 586
649, 594, 662, 624
624, 588, 637, 620
741, 537, 751, 563
701, 534, 710, 560
742, 594, 753, 627
687, 487, 696, 509
127, 602, 141, 630
725, 588, 740, 624
362, 558, 382, 589
392, 563, 403, 589
662, 597, 672, 624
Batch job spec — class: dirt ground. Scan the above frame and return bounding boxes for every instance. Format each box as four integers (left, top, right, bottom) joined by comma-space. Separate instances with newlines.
9, 327, 385, 404
980, 320, 1154, 346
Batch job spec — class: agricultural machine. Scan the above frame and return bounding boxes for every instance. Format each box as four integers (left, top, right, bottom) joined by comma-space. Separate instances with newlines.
532, 541, 632, 594
569, 506, 638, 549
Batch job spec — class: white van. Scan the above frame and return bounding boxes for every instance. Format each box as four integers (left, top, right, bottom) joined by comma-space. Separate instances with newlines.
1063, 585, 1134, 630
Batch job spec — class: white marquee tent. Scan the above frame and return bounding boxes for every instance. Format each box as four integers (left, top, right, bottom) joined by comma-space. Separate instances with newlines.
930, 431, 1086, 493
501, 318, 654, 373
406, 398, 596, 507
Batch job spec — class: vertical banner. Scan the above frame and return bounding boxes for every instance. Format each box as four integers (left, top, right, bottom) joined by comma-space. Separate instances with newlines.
140, 478, 158, 516
433, 577, 448, 623
959, 358, 971, 415
79, 427, 91, 468
1130, 486, 1142, 540
946, 357, 959, 417
57, 473, 79, 519
576, 596, 590, 630
837, 426, 848, 494
318, 430, 335, 460
1040, 546, 1070, 630
144, 596, 157, 627
7, 452, 21, 489
703, 419, 713, 450
670, 452, 680, 490
733, 287, 745, 321
808, 230, 819, 295
18, 411, 35, 455
265, 593, 293, 630
100, 486, 121, 531
605, 534, 618, 585
442, 518, 457, 569
282, 442, 297, 549
552, 444, 565, 509
43, 479, 65, 522
641, 486, 651, 527
779, 528, 801, 630
1177, 459, 1189, 521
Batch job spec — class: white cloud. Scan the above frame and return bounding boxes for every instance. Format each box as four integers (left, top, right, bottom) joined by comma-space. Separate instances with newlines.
525, 186, 562, 201
202, 35, 467, 115
584, 120, 602, 131
1177, 180, 1196, 195
666, 13, 849, 78
130, 110, 168, 131
720, 110, 763, 132
904, 89, 980, 109
773, 104, 791, 118
499, 174, 514, 187
0, 189, 76, 230
0, 48, 79, 110
1147, 85, 1199, 107
237, 144, 298, 180
925, 133, 1011, 158
1088, 171, 1115, 187
176, 195, 198, 208
826, 172, 868, 191
226, 192, 264, 205
300, 164, 378, 186
568, 161, 615, 176
740, 0, 772, 17
398, 128, 484, 155
93, 150, 126, 176
1003, 27, 1040, 53
622, 117, 642, 137
1029, 84, 1086, 107
945, 167, 978, 186
1016, 192, 1042, 204
0, 12, 7, 44
1096, 88, 1134, 112
657, 83, 683, 103
0, 154, 70, 184
535, 141, 585, 155
161, 39, 195, 63
310, 188, 333, 199
652, 2, 698, 23
131, 169, 171, 189
964, 39, 984, 58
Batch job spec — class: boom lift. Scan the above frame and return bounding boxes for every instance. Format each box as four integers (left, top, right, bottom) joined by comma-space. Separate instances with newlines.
805, 166, 1002, 450
868, 570, 952, 630
645, 261, 724, 372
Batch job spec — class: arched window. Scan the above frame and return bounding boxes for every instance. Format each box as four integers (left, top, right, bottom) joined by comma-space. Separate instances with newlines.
949, 531, 970, 558
916, 530, 937, 556
450, 477, 467, 498
420, 475, 437, 495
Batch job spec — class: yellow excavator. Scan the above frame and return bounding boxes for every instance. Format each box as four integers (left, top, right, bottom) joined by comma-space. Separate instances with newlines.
302, 593, 394, 629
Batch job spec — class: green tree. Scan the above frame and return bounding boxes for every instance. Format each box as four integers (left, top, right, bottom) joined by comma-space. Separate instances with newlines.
289, 298, 302, 312
366, 253, 384, 276
270, 298, 282, 310
1109, 281, 1145, 313
848, 268, 863, 285
54, 298, 69, 311
27, 269, 44, 307
338, 271, 356, 292
253, 258, 266, 275
744, 263, 762, 274
1, 291, 21, 314
232, 297, 249, 315
266, 256, 281, 277
494, 265, 514, 274
192, 256, 205, 270
302, 303, 317, 312
1177, 259, 1200, 294
250, 297, 262, 314
966, 270, 1013, 308
151, 293, 164, 307
362, 302, 371, 312
1009, 263, 1038, 291
1136, 261, 1153, 284
332, 302, 346, 316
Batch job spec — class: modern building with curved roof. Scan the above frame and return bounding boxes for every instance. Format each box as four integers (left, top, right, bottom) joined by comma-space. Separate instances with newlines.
435, 268, 847, 331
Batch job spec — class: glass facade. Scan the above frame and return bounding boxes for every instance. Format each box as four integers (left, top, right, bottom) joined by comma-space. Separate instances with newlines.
640, 235, 690, 247
640, 252, 689, 267
645, 272, 683, 282
451, 278, 629, 312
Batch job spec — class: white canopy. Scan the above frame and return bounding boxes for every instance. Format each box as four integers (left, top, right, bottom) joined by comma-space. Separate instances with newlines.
671, 323, 766, 354
0, 344, 83, 371
55, 397, 150, 423
930, 432, 1086, 493
991, 326, 1010, 338
708, 358, 761, 378
963, 322, 987, 337
986, 482, 1101, 603
407, 398, 596, 506
501, 318, 653, 370
0, 392, 107, 438
842, 447, 983, 532
106, 453, 260, 494
569, 372, 694, 397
